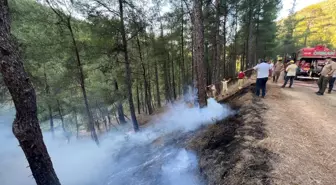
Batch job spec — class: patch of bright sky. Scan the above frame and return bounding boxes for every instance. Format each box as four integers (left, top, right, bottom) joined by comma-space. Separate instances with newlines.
160, 0, 325, 21
278, 0, 325, 20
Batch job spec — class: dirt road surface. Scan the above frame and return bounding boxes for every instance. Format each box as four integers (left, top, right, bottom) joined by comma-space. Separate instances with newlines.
262, 81, 336, 185
188, 79, 336, 185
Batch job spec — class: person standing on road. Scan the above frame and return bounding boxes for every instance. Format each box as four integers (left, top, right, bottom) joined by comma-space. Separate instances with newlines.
328, 70, 336, 94
316, 57, 336, 96
282, 60, 297, 88
273, 59, 284, 83
269, 61, 274, 78
253, 60, 271, 98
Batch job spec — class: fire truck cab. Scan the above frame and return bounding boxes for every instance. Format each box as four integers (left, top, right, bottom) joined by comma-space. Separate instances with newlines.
296, 45, 336, 79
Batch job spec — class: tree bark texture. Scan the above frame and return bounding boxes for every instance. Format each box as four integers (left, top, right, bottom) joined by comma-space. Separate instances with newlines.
247, 2, 254, 68
193, 0, 207, 108
114, 79, 126, 123
154, 60, 161, 107
223, 3, 228, 77
136, 81, 141, 114
170, 39, 177, 100
43, 66, 54, 138
180, 0, 186, 95
136, 35, 153, 114
57, 99, 65, 132
68, 20, 99, 145
119, 0, 139, 131
0, 1, 61, 185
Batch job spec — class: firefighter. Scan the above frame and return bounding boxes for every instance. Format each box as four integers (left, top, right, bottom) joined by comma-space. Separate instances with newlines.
273, 57, 284, 83
316, 57, 336, 95
282, 60, 297, 88
328, 70, 336, 93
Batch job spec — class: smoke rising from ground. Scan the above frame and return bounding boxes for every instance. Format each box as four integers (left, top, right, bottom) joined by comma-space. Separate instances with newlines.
0, 94, 232, 185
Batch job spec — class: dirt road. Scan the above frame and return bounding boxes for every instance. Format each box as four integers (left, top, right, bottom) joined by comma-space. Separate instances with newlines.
262, 81, 336, 185
188, 79, 336, 185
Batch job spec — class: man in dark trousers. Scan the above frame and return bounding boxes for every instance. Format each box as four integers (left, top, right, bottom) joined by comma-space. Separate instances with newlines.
316, 57, 336, 95
281, 60, 297, 88
253, 60, 271, 98
328, 70, 336, 93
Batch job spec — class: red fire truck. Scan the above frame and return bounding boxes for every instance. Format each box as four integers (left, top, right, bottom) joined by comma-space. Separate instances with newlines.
295, 45, 336, 79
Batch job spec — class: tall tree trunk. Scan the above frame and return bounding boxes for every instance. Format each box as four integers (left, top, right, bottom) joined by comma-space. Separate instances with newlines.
255, 3, 261, 65
136, 81, 141, 114
43, 65, 54, 138
170, 39, 177, 100
57, 99, 65, 132
205, 41, 211, 85
223, 4, 228, 77
191, 12, 196, 87
167, 52, 172, 99
140, 83, 145, 113
211, 37, 217, 83
48, 105, 54, 137
193, 0, 207, 107
163, 59, 170, 102
177, 65, 181, 97
233, 1, 238, 74
180, 0, 186, 95
147, 66, 153, 110
136, 35, 153, 114
241, 42, 246, 71
0, 1, 61, 184
106, 112, 111, 131
67, 18, 99, 145
119, 0, 139, 131
247, 2, 254, 68
74, 108, 79, 139
154, 60, 161, 107
171, 55, 177, 100
191, 29, 195, 84
114, 79, 126, 123
160, 23, 171, 103
212, 0, 221, 82
145, 42, 154, 110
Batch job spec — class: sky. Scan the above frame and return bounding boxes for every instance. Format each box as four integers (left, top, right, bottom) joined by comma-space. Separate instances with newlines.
279, 0, 325, 19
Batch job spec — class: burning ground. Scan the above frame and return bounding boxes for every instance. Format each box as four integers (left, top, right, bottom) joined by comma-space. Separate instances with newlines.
187, 88, 277, 185
2, 82, 336, 185
187, 82, 336, 185
0, 97, 232, 185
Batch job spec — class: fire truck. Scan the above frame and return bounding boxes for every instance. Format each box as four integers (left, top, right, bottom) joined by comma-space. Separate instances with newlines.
295, 45, 336, 79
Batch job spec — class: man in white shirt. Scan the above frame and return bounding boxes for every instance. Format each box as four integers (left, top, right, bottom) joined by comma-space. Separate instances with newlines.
253, 60, 271, 98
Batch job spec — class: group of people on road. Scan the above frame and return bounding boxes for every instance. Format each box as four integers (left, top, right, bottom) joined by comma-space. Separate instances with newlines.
205, 56, 336, 99
253, 57, 336, 98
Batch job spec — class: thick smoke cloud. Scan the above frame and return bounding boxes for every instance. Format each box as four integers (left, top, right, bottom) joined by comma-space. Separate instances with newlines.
0, 95, 232, 185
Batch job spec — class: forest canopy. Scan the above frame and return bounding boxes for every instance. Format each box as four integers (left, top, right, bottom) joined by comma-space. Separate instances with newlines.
4, 0, 281, 137
275, 0, 336, 56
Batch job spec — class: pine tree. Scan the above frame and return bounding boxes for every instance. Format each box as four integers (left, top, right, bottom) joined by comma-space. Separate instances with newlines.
0, 1, 61, 184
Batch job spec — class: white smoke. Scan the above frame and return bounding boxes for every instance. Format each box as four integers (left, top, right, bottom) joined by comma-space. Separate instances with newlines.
0, 89, 232, 185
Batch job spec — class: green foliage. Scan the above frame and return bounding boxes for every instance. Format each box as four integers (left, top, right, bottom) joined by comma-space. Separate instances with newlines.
276, 0, 336, 56
4, 0, 282, 133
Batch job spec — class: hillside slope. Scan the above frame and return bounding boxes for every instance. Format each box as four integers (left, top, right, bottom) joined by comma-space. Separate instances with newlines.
278, 0, 336, 49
